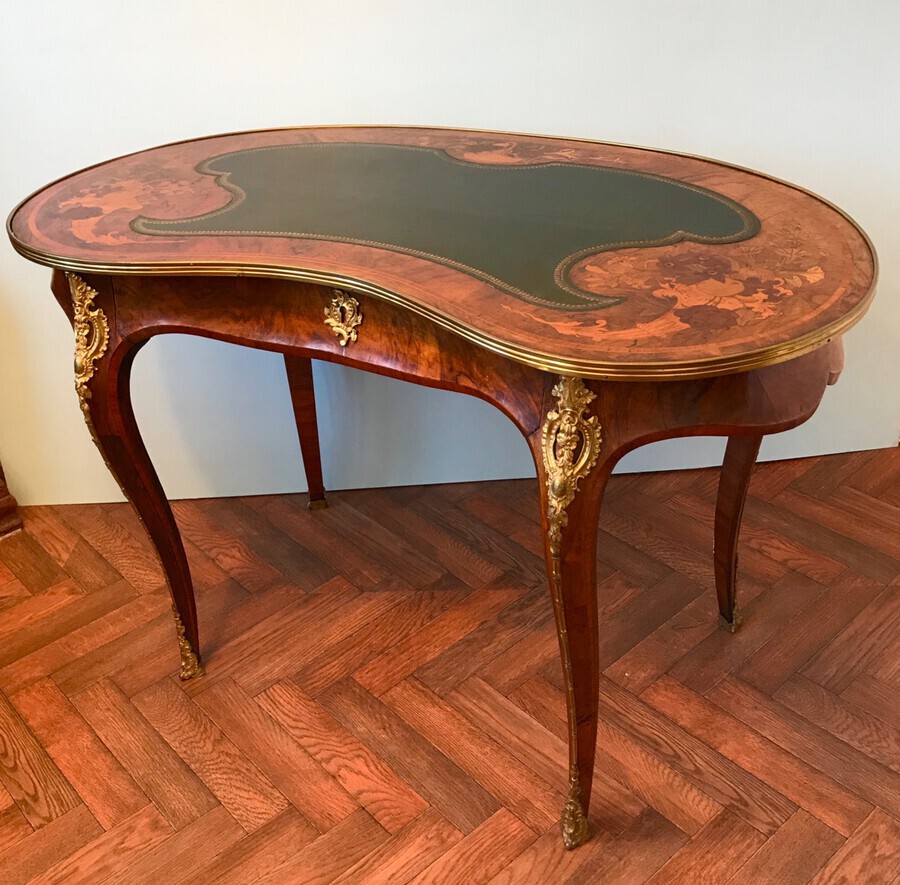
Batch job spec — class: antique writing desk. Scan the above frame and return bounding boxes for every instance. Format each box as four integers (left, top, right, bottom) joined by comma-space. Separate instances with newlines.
8, 127, 876, 848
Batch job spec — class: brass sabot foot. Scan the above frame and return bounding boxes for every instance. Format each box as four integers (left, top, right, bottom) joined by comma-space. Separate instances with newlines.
718, 606, 743, 634
172, 605, 205, 680
561, 792, 590, 850
308, 497, 328, 511
179, 649, 205, 681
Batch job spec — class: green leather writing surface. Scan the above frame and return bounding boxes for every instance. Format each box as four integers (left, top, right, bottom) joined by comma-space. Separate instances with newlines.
135, 143, 760, 310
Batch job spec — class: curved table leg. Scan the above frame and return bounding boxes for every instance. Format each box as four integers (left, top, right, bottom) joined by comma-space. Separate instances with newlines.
531, 376, 609, 849
715, 435, 762, 632
0, 463, 22, 537
529, 350, 839, 847
68, 274, 203, 680
59, 273, 840, 849
284, 355, 327, 510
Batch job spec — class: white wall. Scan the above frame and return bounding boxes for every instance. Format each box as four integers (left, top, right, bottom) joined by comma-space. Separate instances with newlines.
1, 1, 897, 505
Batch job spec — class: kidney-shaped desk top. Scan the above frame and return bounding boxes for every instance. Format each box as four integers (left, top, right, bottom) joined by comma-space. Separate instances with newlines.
7, 127, 877, 850
10, 126, 875, 378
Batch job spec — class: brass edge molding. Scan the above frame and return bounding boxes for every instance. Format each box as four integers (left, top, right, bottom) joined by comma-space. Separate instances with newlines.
69, 274, 109, 419
172, 605, 205, 680
324, 288, 363, 346
541, 376, 602, 848
22, 252, 875, 381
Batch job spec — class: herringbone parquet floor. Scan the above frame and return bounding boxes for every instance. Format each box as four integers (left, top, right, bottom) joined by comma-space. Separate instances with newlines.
0, 446, 898, 883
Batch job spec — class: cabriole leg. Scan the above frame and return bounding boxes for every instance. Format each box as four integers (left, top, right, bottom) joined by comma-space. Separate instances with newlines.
68, 273, 203, 679
715, 434, 763, 631
0, 464, 22, 537
284, 355, 327, 510
533, 376, 609, 849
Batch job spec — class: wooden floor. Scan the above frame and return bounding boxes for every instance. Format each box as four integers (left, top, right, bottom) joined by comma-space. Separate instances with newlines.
0, 447, 898, 884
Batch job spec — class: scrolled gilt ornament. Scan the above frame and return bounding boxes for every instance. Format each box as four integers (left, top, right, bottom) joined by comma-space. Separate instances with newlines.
66, 275, 135, 504
69, 274, 109, 419
541, 376, 602, 568
324, 289, 363, 346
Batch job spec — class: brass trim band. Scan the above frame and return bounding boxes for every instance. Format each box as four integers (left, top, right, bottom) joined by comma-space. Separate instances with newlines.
27, 253, 875, 381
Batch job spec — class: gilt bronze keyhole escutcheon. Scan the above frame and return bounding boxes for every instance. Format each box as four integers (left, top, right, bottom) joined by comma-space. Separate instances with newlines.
324, 289, 363, 346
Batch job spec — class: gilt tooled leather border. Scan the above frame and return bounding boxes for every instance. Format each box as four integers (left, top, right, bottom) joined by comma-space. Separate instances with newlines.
131, 143, 760, 312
